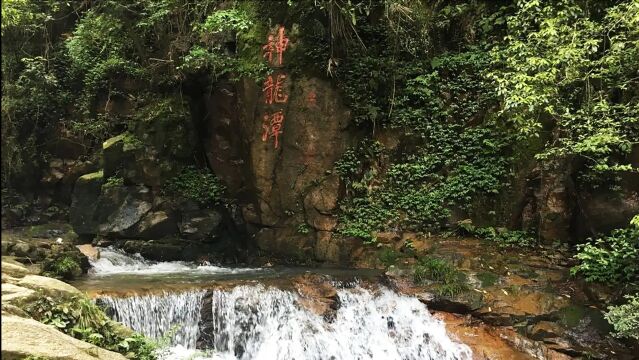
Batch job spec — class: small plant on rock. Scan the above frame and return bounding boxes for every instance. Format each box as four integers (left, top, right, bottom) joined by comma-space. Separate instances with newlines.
413, 256, 469, 296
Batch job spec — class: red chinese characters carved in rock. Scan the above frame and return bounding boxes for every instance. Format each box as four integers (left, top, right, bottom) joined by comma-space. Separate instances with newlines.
306, 90, 317, 107
262, 74, 289, 105
262, 25, 289, 66
261, 110, 285, 149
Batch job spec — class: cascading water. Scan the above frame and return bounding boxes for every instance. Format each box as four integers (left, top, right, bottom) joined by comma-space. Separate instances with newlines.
99, 291, 205, 348
99, 285, 472, 360
90, 247, 262, 275
87, 248, 472, 359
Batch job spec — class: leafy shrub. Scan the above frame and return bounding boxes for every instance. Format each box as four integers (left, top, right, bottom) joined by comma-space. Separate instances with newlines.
44, 255, 82, 280
605, 294, 639, 340
413, 256, 468, 296
164, 166, 225, 207
25, 295, 157, 359
571, 219, 639, 284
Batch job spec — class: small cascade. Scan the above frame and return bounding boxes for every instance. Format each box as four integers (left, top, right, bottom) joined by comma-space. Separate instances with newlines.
90, 247, 262, 275
99, 291, 206, 348
99, 284, 472, 360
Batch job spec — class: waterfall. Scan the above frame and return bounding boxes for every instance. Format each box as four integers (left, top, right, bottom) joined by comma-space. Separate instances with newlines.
99, 285, 472, 360
99, 291, 206, 348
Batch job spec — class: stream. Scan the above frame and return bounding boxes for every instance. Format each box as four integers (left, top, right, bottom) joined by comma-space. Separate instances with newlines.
74, 248, 473, 360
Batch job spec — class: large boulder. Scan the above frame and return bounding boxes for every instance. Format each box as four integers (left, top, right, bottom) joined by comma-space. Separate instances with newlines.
41, 158, 97, 203
178, 209, 223, 240
97, 186, 153, 235
204, 75, 355, 260
16, 274, 82, 298
70, 171, 104, 236
575, 185, 639, 238
1, 283, 36, 304
1, 260, 33, 278
1, 315, 127, 360
102, 98, 196, 188
130, 210, 179, 239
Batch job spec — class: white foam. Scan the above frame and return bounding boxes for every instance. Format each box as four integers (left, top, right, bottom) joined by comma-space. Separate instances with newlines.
89, 247, 262, 276
101, 285, 473, 360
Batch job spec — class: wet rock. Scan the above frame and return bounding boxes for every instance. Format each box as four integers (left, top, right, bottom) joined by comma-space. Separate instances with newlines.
178, 209, 222, 240
435, 312, 535, 360
256, 227, 315, 263
121, 239, 184, 261
529, 321, 564, 341
76, 244, 99, 261
314, 231, 340, 262
1, 314, 128, 360
313, 233, 366, 265
293, 274, 338, 318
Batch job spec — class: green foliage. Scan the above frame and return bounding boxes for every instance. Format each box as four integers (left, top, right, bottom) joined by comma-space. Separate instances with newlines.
44, 255, 82, 280
413, 256, 469, 296
297, 223, 311, 234
571, 219, 639, 284
490, 0, 639, 175
378, 247, 400, 267
330, 3, 517, 241
2, 55, 68, 188
198, 8, 253, 34
103, 176, 125, 189
457, 220, 537, 248
164, 166, 225, 206
605, 294, 639, 340
180, 3, 269, 81
25, 295, 157, 359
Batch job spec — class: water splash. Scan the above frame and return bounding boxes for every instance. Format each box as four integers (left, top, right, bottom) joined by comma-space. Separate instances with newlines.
100, 285, 472, 360
90, 247, 262, 276
99, 291, 206, 348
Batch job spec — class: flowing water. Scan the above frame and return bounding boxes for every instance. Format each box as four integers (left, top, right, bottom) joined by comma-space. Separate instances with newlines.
83, 248, 473, 360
